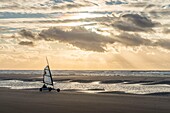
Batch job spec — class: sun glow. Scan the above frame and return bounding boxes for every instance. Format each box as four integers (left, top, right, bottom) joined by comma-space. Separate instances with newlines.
0, 0, 170, 70
61, 13, 104, 20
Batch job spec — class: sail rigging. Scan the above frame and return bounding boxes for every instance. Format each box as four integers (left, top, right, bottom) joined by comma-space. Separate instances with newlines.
43, 65, 53, 86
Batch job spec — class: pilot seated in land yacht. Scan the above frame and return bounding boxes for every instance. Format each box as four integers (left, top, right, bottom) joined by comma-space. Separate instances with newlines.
42, 84, 47, 88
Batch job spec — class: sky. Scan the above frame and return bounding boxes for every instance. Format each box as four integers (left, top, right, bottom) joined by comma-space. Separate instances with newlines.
0, 0, 170, 70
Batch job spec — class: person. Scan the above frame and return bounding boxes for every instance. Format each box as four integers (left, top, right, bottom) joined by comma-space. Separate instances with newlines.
42, 84, 47, 88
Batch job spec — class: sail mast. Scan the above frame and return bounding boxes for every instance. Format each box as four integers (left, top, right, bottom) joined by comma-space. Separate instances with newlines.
46, 57, 49, 66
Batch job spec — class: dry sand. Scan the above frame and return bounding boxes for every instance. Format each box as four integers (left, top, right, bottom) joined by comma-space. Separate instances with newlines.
0, 88, 170, 113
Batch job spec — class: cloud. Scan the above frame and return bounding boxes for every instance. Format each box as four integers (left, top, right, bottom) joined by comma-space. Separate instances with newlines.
0, 4, 20, 11
142, 3, 170, 19
162, 4, 170, 9
15, 25, 170, 52
121, 14, 156, 27
112, 13, 159, 32
52, 3, 88, 10
0, 12, 47, 19
114, 31, 170, 51
18, 29, 35, 39
38, 27, 115, 52
0, 0, 46, 12
154, 39, 170, 50
162, 28, 170, 34
113, 21, 150, 32
84, 0, 99, 6
145, 4, 158, 9
0, 0, 96, 13
51, 0, 99, 10
18, 41, 34, 46
0, 25, 169, 53
148, 9, 170, 19
51, 0, 74, 4
116, 32, 152, 46
127, 2, 147, 7
105, 0, 128, 5
115, 32, 170, 52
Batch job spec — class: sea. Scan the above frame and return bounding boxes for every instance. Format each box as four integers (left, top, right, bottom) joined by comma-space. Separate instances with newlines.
1, 70, 170, 77
0, 70, 170, 95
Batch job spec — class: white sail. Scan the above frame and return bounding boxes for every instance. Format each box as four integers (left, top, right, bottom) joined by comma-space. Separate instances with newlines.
43, 65, 53, 86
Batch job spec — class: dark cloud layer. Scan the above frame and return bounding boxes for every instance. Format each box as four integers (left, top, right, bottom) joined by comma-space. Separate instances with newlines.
17, 26, 170, 52
154, 39, 170, 50
112, 13, 159, 32
38, 27, 115, 52
122, 14, 155, 28
113, 21, 149, 32
18, 29, 35, 39
116, 33, 152, 46
18, 41, 34, 46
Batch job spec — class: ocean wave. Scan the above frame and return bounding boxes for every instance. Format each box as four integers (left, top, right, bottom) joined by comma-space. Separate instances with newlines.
1, 70, 170, 77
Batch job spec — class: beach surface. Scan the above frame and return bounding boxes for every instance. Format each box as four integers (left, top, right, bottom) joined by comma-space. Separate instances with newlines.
0, 73, 170, 113
0, 88, 170, 113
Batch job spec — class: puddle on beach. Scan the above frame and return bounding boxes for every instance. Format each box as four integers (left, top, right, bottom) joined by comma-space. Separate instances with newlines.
0, 79, 170, 95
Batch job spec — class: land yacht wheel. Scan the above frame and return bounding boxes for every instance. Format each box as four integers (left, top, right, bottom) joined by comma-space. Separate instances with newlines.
57, 88, 60, 92
39, 88, 42, 92
48, 87, 52, 92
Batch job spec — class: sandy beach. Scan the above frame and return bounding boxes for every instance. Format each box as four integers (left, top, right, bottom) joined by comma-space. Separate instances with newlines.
0, 87, 170, 113
0, 73, 170, 113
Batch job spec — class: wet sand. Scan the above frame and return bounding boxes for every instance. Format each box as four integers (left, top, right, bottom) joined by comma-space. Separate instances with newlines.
1, 74, 170, 85
0, 88, 170, 113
